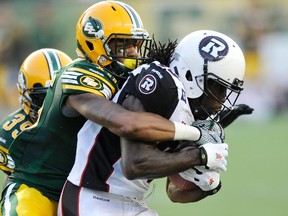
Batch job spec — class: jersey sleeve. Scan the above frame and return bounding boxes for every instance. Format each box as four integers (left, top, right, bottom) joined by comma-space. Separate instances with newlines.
60, 61, 119, 100
128, 62, 179, 119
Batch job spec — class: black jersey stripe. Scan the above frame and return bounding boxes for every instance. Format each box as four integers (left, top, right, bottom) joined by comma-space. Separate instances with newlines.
60, 181, 80, 215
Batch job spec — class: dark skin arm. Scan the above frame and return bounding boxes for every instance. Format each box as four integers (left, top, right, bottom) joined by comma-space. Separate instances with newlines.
65, 93, 176, 142
121, 138, 201, 180
120, 95, 202, 180
166, 178, 208, 203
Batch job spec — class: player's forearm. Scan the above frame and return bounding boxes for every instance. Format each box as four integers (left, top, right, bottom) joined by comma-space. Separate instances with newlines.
119, 94, 201, 142
67, 93, 200, 142
116, 112, 202, 142
121, 139, 202, 180
118, 112, 176, 141
68, 93, 175, 140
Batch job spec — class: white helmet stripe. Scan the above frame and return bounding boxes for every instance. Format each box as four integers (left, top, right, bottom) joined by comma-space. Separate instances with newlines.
114, 1, 142, 29
43, 49, 62, 79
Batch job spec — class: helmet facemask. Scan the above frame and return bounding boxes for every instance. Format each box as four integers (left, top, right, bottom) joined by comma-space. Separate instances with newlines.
18, 84, 48, 122
190, 62, 244, 120
101, 33, 152, 79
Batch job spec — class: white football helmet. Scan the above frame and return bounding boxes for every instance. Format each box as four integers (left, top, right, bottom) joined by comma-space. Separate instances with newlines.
169, 30, 245, 120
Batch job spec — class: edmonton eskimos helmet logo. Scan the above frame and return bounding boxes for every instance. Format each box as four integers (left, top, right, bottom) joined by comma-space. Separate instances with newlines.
83, 19, 103, 38
199, 36, 229, 62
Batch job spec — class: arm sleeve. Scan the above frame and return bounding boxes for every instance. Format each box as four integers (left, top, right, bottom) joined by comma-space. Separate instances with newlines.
60, 62, 118, 100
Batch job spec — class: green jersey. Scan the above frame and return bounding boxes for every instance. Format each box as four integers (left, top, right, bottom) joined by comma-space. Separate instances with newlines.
0, 109, 33, 174
8, 59, 118, 201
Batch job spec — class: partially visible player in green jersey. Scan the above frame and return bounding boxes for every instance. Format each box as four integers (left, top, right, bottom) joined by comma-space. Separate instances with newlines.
0, 48, 72, 216
0, 48, 72, 175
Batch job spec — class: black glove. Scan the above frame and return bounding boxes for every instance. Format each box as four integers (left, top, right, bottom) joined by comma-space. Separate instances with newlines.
218, 104, 254, 128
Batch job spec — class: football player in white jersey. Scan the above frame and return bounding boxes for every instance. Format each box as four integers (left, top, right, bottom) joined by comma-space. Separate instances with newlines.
58, 30, 247, 216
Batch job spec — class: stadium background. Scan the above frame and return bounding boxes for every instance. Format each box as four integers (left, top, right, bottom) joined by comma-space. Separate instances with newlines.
0, 0, 287, 215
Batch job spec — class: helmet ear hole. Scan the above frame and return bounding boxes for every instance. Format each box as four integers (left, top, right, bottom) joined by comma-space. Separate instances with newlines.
33, 83, 43, 88
86, 41, 94, 51
185, 70, 193, 81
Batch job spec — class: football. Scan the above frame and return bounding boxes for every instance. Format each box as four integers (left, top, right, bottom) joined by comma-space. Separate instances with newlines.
169, 173, 198, 190
169, 143, 198, 191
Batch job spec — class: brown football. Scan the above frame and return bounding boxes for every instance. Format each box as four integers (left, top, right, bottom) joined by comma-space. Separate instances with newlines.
169, 173, 198, 190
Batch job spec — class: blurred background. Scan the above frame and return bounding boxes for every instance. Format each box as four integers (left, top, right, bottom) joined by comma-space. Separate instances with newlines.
0, 0, 287, 215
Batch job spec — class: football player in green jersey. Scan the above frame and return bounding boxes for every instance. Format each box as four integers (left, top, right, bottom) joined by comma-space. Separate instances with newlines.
0, 48, 72, 176
0, 48, 72, 214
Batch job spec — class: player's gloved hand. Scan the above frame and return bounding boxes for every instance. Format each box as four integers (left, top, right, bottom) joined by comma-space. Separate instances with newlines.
179, 166, 221, 195
218, 104, 254, 128
192, 120, 225, 146
199, 143, 228, 172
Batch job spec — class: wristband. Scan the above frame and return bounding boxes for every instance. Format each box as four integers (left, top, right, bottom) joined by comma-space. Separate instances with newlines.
204, 181, 222, 196
173, 122, 201, 141
199, 147, 208, 166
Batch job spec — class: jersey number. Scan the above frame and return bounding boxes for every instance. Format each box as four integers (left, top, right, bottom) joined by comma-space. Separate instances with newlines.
3, 114, 32, 138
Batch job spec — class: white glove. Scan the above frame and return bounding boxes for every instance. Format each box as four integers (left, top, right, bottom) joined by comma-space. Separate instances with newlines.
192, 120, 225, 145
179, 166, 221, 194
199, 143, 228, 172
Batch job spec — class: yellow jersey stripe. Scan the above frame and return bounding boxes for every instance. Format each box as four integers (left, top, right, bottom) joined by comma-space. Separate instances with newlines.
67, 67, 116, 91
0, 145, 8, 153
62, 84, 104, 96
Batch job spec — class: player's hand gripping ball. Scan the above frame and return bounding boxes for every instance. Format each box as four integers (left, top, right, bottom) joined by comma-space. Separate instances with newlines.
192, 120, 225, 145
169, 120, 225, 191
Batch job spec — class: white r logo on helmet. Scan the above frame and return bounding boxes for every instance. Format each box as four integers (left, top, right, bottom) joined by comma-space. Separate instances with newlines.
202, 38, 225, 58
199, 36, 229, 61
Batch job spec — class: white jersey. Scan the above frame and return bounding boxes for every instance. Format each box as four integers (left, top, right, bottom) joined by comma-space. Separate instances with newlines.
67, 61, 194, 200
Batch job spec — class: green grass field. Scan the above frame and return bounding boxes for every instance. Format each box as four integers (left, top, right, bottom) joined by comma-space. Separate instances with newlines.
0, 114, 287, 215
148, 114, 288, 216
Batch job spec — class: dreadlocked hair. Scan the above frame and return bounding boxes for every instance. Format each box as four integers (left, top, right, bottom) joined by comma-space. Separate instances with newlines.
144, 35, 178, 65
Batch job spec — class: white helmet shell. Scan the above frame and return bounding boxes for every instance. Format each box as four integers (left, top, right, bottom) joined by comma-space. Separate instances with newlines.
169, 30, 246, 99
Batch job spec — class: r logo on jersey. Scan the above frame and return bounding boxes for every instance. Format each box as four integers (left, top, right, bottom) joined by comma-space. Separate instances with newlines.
199, 36, 229, 62
139, 74, 157, 94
